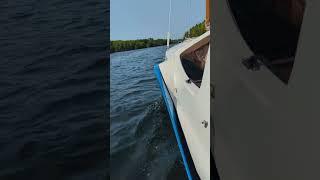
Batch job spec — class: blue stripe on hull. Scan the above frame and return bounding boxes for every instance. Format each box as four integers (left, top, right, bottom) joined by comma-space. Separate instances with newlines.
154, 64, 193, 180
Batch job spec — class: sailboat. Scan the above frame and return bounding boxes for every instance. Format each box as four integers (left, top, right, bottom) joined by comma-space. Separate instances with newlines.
154, 0, 211, 179
155, 0, 313, 179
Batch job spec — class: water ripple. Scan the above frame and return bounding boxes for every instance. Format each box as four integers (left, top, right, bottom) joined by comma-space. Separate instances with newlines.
0, 0, 108, 179
110, 46, 186, 180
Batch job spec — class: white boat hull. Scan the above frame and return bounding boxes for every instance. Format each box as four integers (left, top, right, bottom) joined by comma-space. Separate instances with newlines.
155, 31, 210, 180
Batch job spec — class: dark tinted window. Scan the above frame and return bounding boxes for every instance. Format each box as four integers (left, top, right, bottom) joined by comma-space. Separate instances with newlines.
228, 0, 306, 83
180, 42, 209, 87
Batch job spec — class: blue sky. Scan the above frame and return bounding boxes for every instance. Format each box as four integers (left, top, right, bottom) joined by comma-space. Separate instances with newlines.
111, 0, 205, 40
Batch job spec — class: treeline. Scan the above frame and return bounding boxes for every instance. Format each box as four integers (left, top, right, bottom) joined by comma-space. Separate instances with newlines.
184, 21, 207, 39
111, 38, 181, 53
111, 21, 207, 53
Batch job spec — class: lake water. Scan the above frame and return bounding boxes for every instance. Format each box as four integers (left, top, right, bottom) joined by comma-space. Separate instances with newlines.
110, 46, 187, 180
0, 0, 107, 179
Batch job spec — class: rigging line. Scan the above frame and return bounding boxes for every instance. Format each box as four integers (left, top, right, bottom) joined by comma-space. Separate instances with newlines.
188, 0, 192, 38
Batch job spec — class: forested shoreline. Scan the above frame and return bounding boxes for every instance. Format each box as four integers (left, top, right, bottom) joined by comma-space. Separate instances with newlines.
111, 21, 207, 53
111, 39, 181, 53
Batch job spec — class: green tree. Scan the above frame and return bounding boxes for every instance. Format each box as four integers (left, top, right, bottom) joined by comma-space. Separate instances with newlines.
184, 21, 206, 39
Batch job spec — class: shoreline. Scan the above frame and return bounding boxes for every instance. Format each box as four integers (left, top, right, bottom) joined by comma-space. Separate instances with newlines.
110, 44, 166, 54
111, 39, 181, 53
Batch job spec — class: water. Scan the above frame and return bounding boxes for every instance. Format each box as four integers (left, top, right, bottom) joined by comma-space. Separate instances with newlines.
0, 0, 108, 179
110, 46, 187, 180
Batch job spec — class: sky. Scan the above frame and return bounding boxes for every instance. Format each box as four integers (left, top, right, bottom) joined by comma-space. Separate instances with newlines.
110, 0, 205, 40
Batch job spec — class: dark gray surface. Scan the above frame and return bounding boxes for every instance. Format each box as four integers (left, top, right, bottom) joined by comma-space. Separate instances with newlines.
211, 0, 320, 179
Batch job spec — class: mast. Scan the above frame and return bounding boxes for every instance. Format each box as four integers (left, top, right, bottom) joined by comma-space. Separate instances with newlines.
205, 0, 210, 30
166, 0, 172, 48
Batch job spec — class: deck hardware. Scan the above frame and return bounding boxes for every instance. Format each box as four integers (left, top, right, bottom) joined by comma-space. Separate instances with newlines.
242, 55, 263, 71
202, 120, 208, 128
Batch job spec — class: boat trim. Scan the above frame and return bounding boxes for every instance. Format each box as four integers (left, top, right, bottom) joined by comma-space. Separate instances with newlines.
154, 64, 200, 180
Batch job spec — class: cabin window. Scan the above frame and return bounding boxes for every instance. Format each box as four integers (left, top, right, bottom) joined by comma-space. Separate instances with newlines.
227, 0, 306, 83
180, 38, 209, 88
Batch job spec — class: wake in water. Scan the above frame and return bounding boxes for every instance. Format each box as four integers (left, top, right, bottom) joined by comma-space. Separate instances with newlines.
111, 98, 185, 180
110, 47, 186, 180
